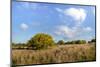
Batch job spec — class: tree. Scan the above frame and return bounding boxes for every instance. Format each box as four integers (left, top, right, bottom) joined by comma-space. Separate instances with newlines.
91, 39, 96, 42
12, 43, 26, 49
75, 40, 86, 44
57, 40, 65, 45
65, 40, 86, 44
27, 33, 55, 50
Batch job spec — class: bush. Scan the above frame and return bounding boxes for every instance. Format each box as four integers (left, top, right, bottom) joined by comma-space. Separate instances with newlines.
57, 40, 65, 45
27, 33, 55, 50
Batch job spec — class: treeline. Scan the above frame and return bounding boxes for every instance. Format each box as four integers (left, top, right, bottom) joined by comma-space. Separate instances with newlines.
12, 33, 96, 50
57, 39, 96, 45
12, 43, 27, 49
57, 40, 86, 45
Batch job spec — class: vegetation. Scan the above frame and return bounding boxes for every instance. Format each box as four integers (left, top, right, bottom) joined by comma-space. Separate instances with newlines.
88, 38, 96, 43
75, 40, 86, 44
12, 44, 96, 65
91, 39, 96, 42
65, 40, 86, 44
27, 33, 55, 50
57, 40, 65, 45
12, 43, 27, 49
12, 33, 96, 65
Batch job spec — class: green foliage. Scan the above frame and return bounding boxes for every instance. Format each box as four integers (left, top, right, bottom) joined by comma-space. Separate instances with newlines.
12, 43, 27, 49
57, 40, 65, 45
65, 40, 86, 44
75, 40, 86, 44
27, 33, 55, 49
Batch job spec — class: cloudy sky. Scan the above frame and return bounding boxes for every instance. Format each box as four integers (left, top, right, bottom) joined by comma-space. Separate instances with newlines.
12, 1, 95, 43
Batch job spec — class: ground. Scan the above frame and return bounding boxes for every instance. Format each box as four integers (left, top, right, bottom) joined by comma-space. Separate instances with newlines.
12, 43, 96, 65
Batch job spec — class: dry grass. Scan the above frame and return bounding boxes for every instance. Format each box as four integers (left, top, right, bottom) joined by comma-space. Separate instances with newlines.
12, 44, 96, 65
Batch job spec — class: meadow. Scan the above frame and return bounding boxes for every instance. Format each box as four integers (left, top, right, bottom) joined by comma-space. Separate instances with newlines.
12, 43, 96, 65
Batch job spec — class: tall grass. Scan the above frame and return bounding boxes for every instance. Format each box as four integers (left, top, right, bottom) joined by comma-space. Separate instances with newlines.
12, 44, 96, 65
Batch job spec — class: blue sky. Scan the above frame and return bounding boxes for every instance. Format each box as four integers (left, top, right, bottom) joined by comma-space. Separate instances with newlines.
12, 1, 96, 43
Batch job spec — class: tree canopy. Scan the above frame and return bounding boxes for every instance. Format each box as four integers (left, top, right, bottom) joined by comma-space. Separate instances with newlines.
27, 33, 55, 49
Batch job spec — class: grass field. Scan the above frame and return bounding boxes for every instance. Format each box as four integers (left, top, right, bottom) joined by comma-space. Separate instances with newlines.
12, 44, 96, 65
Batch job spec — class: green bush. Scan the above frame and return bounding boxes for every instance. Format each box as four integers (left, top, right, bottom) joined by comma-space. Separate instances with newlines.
57, 40, 65, 45
27, 33, 55, 50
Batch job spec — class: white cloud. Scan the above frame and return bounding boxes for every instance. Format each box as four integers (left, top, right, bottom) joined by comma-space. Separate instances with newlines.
54, 8, 92, 38
65, 8, 87, 23
54, 25, 92, 38
55, 7, 87, 25
20, 23, 28, 31
55, 25, 77, 38
83, 27, 92, 32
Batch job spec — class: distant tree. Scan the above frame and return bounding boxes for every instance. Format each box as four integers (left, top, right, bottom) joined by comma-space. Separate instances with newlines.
12, 43, 26, 49
71, 41, 76, 44
75, 40, 86, 44
65, 41, 69, 44
91, 39, 96, 42
27, 33, 55, 50
88, 41, 91, 43
12, 43, 15, 45
65, 40, 86, 44
57, 40, 65, 45
88, 38, 96, 44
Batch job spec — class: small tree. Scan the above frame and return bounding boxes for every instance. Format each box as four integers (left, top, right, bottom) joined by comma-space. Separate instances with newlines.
27, 33, 55, 50
57, 40, 65, 45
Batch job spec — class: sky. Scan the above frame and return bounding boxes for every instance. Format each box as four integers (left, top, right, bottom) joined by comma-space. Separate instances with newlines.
12, 1, 96, 43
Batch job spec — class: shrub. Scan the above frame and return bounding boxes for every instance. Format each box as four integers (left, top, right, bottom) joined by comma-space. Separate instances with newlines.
27, 33, 55, 50
57, 40, 65, 45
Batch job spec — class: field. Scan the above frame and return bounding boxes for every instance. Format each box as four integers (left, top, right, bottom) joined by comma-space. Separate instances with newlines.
12, 43, 96, 65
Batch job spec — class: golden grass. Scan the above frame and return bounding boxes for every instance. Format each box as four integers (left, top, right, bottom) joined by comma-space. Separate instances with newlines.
12, 44, 96, 65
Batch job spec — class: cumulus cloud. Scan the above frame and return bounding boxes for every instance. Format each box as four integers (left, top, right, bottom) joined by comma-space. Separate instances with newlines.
55, 25, 77, 38
65, 8, 87, 23
54, 25, 92, 38
20, 23, 28, 31
54, 7, 89, 38
56, 8, 87, 24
